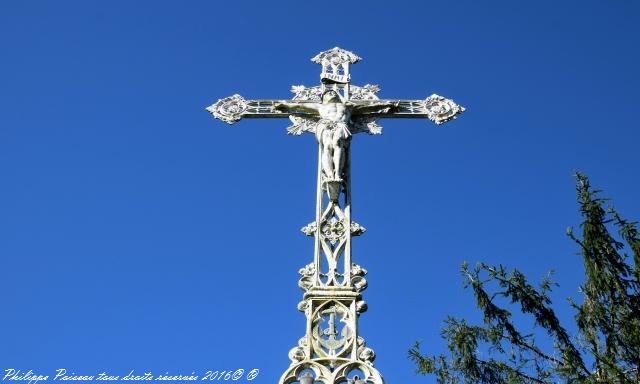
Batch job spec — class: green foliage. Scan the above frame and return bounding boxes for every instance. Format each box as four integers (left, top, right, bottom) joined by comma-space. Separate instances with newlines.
409, 173, 640, 383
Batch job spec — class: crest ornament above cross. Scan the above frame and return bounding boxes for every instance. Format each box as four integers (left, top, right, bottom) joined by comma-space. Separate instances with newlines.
206, 47, 464, 384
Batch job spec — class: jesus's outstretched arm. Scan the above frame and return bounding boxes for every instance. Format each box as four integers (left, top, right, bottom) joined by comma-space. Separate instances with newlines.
273, 102, 321, 115
349, 101, 400, 115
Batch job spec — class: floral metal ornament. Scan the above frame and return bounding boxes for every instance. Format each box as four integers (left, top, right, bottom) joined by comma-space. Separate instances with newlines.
422, 94, 466, 125
206, 94, 248, 124
311, 47, 362, 66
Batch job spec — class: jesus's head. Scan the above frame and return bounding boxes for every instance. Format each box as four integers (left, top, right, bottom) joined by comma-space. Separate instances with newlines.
321, 90, 342, 104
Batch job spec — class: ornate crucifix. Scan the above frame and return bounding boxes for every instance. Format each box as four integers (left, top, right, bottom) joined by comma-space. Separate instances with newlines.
207, 47, 464, 384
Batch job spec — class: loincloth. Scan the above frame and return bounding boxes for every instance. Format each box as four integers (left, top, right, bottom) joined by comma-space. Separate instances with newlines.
315, 119, 352, 142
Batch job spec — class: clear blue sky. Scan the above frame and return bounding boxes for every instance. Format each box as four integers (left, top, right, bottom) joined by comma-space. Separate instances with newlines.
1, 1, 639, 383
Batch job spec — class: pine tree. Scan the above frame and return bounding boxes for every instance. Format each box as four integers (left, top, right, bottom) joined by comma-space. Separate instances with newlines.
409, 173, 640, 383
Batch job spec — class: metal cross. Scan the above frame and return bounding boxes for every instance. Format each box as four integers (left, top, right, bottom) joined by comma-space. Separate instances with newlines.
206, 47, 464, 384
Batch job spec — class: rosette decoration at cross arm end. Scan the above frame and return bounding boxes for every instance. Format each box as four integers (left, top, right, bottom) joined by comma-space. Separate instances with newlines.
422, 94, 466, 125
206, 94, 248, 124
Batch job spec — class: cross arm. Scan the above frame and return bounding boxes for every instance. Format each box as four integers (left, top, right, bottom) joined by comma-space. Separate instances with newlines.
350, 94, 465, 125
206, 94, 317, 125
